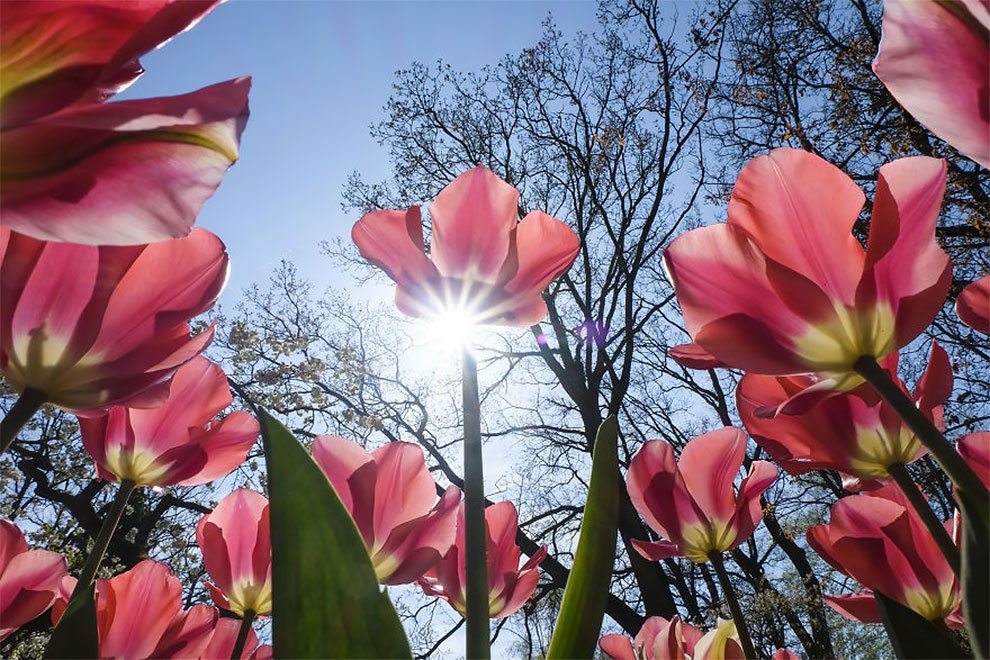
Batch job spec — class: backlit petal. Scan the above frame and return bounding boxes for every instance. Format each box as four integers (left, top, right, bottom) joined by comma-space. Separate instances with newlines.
726, 148, 866, 303
428, 166, 518, 281
2, 78, 251, 245
873, 0, 990, 167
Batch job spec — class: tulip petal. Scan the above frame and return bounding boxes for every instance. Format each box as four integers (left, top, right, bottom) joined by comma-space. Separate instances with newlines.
0, 1, 220, 127
693, 619, 744, 660
913, 341, 953, 419
0, 548, 67, 640
824, 590, 883, 624
669, 342, 727, 370
857, 157, 950, 351
126, 356, 228, 448
152, 604, 218, 659
351, 206, 438, 288
99, 560, 183, 659
958, 432, 990, 490
728, 460, 777, 547
486, 501, 523, 580
428, 166, 518, 281
627, 439, 706, 545
2, 78, 251, 245
0, 520, 29, 572
203, 616, 260, 660
873, 0, 990, 167
957, 276, 990, 335
495, 544, 546, 619
379, 485, 460, 585
663, 224, 814, 374
631, 538, 684, 561
737, 373, 853, 475
174, 411, 259, 486
91, 229, 227, 360
727, 148, 866, 303
503, 212, 579, 293
370, 442, 440, 548
599, 634, 636, 660
678, 428, 746, 525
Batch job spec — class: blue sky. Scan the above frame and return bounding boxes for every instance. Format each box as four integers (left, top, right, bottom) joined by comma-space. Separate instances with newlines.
121, 0, 601, 299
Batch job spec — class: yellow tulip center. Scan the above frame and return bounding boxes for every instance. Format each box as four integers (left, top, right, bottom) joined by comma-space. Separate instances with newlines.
792, 303, 896, 375
902, 583, 958, 623
103, 446, 170, 487
228, 578, 273, 617
849, 424, 921, 478
681, 520, 737, 564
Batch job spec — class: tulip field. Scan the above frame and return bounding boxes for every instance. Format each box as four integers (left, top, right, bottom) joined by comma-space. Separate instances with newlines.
0, 1, 987, 659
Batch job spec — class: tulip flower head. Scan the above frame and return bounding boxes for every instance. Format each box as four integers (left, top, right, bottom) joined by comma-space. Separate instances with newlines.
0, 519, 67, 641
664, 149, 950, 411
807, 483, 961, 626
0, 1, 251, 245
956, 276, 990, 335
627, 428, 777, 563
599, 616, 744, 660
0, 227, 228, 411
53, 560, 205, 658
738, 342, 952, 488
312, 435, 460, 584
352, 166, 580, 328
873, 0, 990, 168
419, 501, 547, 619
197, 488, 272, 617
78, 357, 259, 487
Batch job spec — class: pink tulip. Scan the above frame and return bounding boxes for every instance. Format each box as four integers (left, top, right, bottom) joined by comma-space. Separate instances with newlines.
873, 0, 990, 168
772, 650, 800, 660
78, 356, 258, 487
53, 560, 191, 658
599, 616, 743, 660
0, 1, 250, 245
958, 432, 990, 489
0, 227, 227, 411
807, 483, 961, 626
196, 488, 272, 617
419, 501, 547, 618
956, 276, 990, 335
738, 342, 951, 489
51, 560, 262, 659
0, 519, 67, 640
312, 435, 460, 584
352, 166, 580, 326
626, 428, 777, 563
664, 149, 950, 410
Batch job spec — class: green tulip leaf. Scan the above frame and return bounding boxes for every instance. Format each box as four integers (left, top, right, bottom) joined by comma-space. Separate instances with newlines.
260, 409, 412, 658
547, 416, 620, 660
44, 584, 98, 660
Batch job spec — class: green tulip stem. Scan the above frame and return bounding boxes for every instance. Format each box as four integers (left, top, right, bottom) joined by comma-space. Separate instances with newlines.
231, 609, 257, 660
854, 356, 989, 510
887, 463, 961, 576
1, 388, 47, 454
461, 345, 490, 660
69, 479, 137, 602
709, 552, 757, 660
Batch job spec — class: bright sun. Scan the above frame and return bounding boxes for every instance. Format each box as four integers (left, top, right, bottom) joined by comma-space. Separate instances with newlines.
406, 304, 486, 366
425, 309, 478, 351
